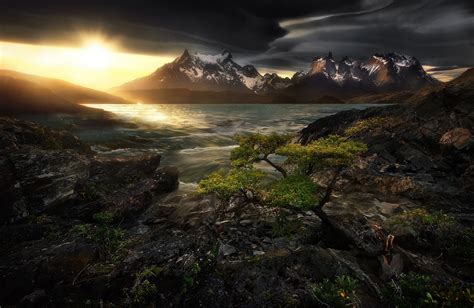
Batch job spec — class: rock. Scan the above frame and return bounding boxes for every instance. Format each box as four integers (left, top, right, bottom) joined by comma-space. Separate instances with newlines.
154, 166, 179, 192
239, 219, 252, 226
20, 289, 46, 306
90, 154, 162, 185
219, 244, 237, 256
379, 254, 403, 281
3, 149, 89, 222
439, 128, 473, 149
252, 250, 265, 256
214, 220, 233, 233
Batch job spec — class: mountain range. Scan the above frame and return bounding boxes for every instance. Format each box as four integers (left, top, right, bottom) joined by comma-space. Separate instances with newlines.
115, 49, 440, 102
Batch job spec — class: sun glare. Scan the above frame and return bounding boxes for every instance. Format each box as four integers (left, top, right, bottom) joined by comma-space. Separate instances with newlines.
0, 40, 175, 89
79, 43, 112, 69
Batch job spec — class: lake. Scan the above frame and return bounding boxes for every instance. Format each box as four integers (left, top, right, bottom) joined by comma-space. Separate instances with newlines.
28, 104, 381, 186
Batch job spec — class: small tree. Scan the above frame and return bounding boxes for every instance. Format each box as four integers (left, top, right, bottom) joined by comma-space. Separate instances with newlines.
198, 132, 367, 226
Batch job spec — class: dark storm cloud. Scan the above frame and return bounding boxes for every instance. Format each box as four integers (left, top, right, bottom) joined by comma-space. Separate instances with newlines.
1, 0, 473, 69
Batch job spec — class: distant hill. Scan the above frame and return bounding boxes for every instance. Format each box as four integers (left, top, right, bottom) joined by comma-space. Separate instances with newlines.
115, 49, 441, 103
0, 70, 130, 115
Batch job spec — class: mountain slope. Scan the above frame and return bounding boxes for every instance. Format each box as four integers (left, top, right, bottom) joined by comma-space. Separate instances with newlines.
117, 50, 291, 94
0, 71, 130, 114
0, 70, 129, 105
116, 49, 440, 102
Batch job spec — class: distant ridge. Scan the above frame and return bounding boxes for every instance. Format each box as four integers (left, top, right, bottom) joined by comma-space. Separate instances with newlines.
115, 49, 441, 102
0, 70, 130, 115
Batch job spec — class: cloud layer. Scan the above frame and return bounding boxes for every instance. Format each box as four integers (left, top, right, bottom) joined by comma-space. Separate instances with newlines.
1, 0, 473, 71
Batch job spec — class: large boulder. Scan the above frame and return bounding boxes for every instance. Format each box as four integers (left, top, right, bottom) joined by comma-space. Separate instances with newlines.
1, 149, 89, 223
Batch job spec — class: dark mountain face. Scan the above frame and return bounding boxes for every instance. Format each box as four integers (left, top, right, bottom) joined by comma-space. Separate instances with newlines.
116, 49, 440, 100
117, 49, 291, 93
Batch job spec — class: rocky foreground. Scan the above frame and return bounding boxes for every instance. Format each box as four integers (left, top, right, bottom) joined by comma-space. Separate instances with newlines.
0, 70, 473, 307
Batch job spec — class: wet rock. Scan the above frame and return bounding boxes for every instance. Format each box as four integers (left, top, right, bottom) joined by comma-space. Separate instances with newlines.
239, 219, 252, 226
214, 220, 233, 233
154, 166, 179, 193
20, 289, 47, 306
219, 244, 237, 256
3, 149, 89, 222
440, 127, 473, 149
90, 154, 162, 186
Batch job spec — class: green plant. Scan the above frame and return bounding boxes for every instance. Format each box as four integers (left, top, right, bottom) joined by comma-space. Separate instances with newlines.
77, 182, 103, 202
183, 261, 202, 287
311, 275, 360, 307
71, 212, 124, 259
387, 209, 474, 261
198, 167, 265, 201
265, 174, 318, 210
132, 279, 158, 304
34, 126, 63, 150
344, 117, 389, 136
198, 132, 367, 235
271, 210, 305, 238
382, 272, 474, 307
137, 265, 163, 280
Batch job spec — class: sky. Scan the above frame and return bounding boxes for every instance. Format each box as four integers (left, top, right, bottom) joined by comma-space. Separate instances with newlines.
0, 0, 472, 89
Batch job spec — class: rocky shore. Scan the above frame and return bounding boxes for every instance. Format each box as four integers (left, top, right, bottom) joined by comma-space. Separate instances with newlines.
0, 69, 473, 307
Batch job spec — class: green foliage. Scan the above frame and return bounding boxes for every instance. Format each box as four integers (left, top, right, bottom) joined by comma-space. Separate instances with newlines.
129, 266, 164, 304
344, 117, 389, 136
231, 133, 291, 167
71, 212, 124, 259
137, 265, 163, 280
183, 262, 202, 287
382, 272, 474, 307
271, 210, 306, 238
264, 174, 317, 210
77, 182, 103, 202
311, 275, 360, 308
198, 167, 265, 201
387, 209, 474, 261
131, 279, 158, 304
34, 126, 63, 150
277, 135, 367, 174
199, 132, 367, 211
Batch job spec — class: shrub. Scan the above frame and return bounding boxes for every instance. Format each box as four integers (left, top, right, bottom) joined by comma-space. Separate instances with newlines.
198, 167, 265, 201
71, 212, 124, 259
77, 182, 103, 202
387, 209, 474, 261
344, 117, 389, 136
311, 275, 360, 307
382, 272, 474, 307
198, 133, 367, 212
264, 174, 317, 210
132, 279, 158, 304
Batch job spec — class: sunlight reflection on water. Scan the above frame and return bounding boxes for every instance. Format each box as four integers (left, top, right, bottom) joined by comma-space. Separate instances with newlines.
79, 103, 383, 183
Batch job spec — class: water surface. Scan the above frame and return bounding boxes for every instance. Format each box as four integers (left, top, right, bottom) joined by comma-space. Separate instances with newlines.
76, 103, 379, 184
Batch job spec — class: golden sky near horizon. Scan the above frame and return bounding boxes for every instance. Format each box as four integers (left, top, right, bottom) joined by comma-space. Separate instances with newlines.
0, 40, 175, 90
0, 39, 466, 91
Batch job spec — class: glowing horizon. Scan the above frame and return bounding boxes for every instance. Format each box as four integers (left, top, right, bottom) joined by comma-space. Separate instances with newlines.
0, 40, 175, 90
0, 40, 467, 93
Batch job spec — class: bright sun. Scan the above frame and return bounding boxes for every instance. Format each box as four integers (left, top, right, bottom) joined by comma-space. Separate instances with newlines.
79, 43, 112, 69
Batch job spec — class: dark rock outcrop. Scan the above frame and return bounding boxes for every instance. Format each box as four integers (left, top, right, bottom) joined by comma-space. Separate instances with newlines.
300, 68, 474, 215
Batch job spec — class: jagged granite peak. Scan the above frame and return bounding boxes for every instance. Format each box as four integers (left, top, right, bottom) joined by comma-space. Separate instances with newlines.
117, 49, 293, 93
309, 52, 337, 77
117, 50, 440, 98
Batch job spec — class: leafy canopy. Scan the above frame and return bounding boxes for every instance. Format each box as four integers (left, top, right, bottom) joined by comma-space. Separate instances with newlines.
231, 133, 292, 167
197, 167, 265, 201
277, 135, 367, 174
198, 132, 367, 211
263, 174, 317, 210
